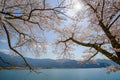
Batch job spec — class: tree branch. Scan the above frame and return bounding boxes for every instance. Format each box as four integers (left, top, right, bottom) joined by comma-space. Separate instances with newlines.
101, 0, 105, 20
58, 37, 120, 65
87, 3, 100, 20
43, 0, 46, 9
1, 0, 7, 11
0, 11, 43, 30
87, 3, 97, 13
87, 51, 99, 61
2, 22, 32, 69
27, 6, 72, 21
108, 13, 120, 29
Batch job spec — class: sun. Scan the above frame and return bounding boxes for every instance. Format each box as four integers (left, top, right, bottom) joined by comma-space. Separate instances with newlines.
74, 1, 82, 11
66, 0, 84, 17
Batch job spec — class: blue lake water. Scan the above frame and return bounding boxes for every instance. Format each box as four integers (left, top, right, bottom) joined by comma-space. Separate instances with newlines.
0, 68, 120, 80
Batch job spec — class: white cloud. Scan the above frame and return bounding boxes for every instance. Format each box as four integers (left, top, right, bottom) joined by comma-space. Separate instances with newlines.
0, 39, 7, 43
0, 49, 10, 53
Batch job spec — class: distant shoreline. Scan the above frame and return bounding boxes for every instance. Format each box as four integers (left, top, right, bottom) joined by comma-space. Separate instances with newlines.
0, 67, 106, 70
0, 67, 44, 70
0, 67, 27, 70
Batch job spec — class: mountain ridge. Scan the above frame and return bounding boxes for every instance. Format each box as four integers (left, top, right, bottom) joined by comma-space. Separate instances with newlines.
0, 52, 117, 68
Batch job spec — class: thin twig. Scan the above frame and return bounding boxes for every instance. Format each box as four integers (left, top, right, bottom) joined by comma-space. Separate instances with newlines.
108, 13, 120, 29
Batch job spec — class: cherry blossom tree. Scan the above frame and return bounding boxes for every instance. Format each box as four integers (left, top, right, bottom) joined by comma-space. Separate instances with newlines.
55, 0, 120, 65
0, 0, 68, 69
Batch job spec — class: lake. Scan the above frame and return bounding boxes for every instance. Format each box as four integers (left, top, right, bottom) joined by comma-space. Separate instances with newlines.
0, 68, 120, 80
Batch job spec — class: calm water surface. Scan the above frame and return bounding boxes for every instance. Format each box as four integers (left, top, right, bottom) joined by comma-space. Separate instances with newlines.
0, 68, 120, 80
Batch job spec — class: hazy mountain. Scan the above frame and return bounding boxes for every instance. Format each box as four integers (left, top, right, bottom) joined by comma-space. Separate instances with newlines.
0, 52, 117, 68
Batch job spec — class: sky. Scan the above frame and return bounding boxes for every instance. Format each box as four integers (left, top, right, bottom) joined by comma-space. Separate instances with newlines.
0, 0, 106, 60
